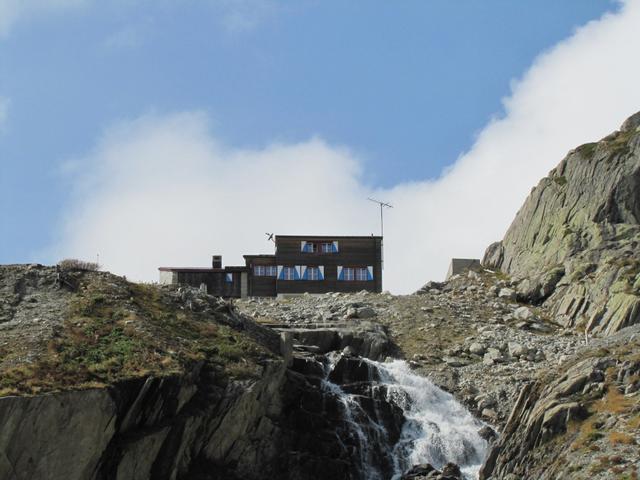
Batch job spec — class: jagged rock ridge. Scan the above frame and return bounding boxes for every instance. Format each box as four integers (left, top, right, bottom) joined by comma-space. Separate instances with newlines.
483, 110, 640, 335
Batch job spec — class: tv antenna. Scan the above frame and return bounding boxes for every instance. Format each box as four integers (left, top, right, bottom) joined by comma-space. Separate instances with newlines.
265, 233, 275, 243
368, 198, 393, 237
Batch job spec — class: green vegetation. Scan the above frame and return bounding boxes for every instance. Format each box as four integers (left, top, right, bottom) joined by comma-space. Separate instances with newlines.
577, 142, 598, 158
0, 274, 272, 397
553, 175, 568, 186
606, 129, 636, 157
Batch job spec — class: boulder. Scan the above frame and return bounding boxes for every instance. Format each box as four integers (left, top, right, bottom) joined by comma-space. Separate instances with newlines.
357, 306, 377, 318
402, 463, 437, 478
478, 425, 498, 443
345, 307, 358, 319
441, 462, 463, 479
513, 306, 535, 322
508, 342, 527, 358
498, 288, 516, 301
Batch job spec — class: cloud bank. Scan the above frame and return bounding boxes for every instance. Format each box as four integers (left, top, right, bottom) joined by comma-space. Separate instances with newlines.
0, 0, 87, 36
52, 0, 640, 294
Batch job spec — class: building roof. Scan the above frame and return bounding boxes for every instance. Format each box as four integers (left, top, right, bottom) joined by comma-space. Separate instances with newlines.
243, 254, 276, 258
275, 235, 383, 239
158, 266, 246, 272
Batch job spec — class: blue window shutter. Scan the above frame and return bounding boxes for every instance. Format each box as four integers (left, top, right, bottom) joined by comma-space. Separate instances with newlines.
277, 265, 284, 280
318, 266, 324, 280
332, 241, 339, 253
301, 266, 308, 280
301, 241, 306, 252
337, 266, 343, 280
367, 266, 374, 281
294, 266, 301, 280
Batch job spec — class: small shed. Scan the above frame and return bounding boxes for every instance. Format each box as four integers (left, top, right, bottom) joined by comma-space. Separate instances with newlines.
446, 258, 481, 280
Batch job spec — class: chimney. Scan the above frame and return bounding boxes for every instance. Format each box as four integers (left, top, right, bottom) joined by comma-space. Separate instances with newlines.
212, 255, 222, 269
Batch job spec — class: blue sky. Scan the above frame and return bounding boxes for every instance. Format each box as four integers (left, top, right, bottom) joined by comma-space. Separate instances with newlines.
2, 0, 638, 292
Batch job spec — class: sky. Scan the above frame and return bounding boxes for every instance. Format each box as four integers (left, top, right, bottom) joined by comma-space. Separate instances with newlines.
1, 0, 640, 293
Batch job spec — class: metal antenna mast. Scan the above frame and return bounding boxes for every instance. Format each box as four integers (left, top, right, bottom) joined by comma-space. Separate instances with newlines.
265, 233, 275, 243
367, 198, 393, 237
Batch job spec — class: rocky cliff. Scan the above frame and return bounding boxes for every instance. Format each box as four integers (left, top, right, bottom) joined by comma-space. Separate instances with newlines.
0, 265, 418, 480
483, 111, 640, 336
476, 111, 640, 479
479, 326, 640, 480
3, 265, 488, 480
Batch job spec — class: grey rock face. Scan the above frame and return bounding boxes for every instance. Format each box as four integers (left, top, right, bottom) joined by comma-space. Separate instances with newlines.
483, 111, 640, 335
477, 336, 640, 480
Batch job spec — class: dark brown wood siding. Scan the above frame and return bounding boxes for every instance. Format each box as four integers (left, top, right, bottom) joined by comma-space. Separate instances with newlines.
245, 255, 277, 297
176, 271, 242, 298
275, 236, 382, 294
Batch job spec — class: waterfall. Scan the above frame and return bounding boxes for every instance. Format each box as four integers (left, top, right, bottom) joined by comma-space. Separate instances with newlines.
375, 359, 489, 479
320, 354, 489, 480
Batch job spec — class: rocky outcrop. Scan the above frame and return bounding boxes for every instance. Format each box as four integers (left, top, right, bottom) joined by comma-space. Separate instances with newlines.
0, 360, 289, 480
238, 273, 583, 426
0, 350, 413, 480
479, 326, 640, 479
0, 266, 413, 480
284, 322, 391, 360
483, 111, 640, 335
401, 462, 463, 479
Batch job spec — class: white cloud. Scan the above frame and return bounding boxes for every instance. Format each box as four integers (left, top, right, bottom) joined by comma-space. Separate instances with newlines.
211, 0, 279, 33
0, 0, 87, 36
51, 0, 640, 293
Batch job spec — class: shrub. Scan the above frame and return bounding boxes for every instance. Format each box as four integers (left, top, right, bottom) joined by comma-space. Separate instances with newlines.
58, 259, 100, 272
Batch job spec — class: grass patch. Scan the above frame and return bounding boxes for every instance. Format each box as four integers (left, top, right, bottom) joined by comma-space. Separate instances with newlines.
0, 273, 273, 396
589, 455, 626, 475
571, 417, 603, 450
577, 142, 598, 158
609, 431, 636, 445
595, 385, 635, 415
628, 414, 640, 429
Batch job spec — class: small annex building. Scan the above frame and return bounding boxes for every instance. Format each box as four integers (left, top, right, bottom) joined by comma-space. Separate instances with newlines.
445, 258, 481, 281
159, 235, 383, 298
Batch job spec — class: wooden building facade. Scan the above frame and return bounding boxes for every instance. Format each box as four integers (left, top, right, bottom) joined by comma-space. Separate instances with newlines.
159, 235, 383, 298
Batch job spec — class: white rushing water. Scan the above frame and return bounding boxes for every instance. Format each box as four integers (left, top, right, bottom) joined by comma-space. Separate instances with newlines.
321, 355, 489, 480
373, 359, 489, 480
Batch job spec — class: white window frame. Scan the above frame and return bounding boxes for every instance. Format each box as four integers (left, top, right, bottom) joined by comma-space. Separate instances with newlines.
320, 242, 333, 253
307, 266, 320, 280
283, 266, 296, 280
355, 267, 368, 281
343, 267, 355, 281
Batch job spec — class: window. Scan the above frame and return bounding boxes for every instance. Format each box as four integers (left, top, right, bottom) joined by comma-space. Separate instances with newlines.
282, 266, 296, 280
355, 267, 368, 281
303, 241, 337, 253
306, 267, 320, 280
343, 267, 355, 281
338, 265, 373, 281
320, 243, 333, 253
254, 265, 277, 276
225, 273, 233, 283
302, 242, 317, 253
